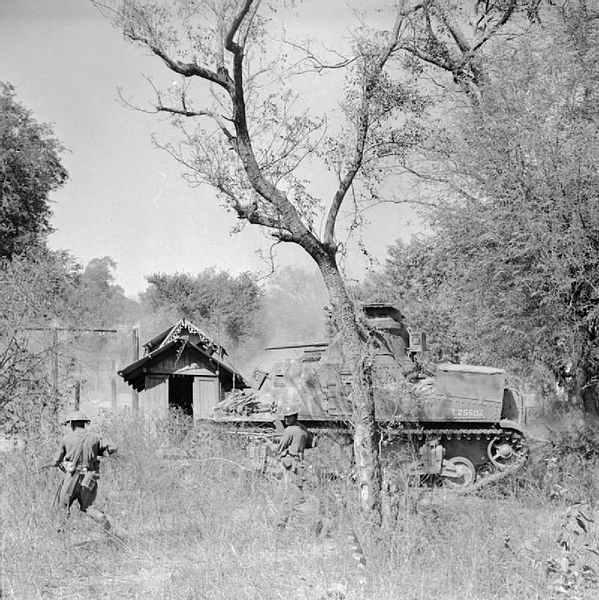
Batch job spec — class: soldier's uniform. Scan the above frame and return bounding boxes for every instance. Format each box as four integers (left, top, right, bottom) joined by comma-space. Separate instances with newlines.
276, 410, 314, 528
51, 411, 117, 531
277, 422, 311, 462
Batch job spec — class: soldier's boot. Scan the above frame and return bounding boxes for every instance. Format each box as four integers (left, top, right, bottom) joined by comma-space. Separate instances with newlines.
86, 507, 112, 531
56, 511, 70, 533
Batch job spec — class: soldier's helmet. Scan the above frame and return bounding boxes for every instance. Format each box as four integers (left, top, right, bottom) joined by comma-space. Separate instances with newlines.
278, 388, 302, 418
281, 406, 300, 418
62, 411, 91, 425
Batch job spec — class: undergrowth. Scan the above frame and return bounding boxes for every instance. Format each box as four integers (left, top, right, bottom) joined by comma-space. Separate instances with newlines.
1, 412, 599, 599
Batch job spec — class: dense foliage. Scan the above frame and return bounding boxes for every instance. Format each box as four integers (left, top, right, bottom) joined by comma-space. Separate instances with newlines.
0, 83, 67, 259
0, 249, 144, 434
0, 249, 80, 433
0, 84, 141, 433
74, 257, 139, 328
370, 3, 599, 411
142, 268, 263, 348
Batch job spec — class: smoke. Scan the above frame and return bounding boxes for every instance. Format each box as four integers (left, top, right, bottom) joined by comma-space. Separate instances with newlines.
232, 266, 330, 378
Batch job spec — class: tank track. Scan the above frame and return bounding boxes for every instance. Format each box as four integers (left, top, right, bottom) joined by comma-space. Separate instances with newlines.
384, 426, 529, 494
214, 421, 529, 494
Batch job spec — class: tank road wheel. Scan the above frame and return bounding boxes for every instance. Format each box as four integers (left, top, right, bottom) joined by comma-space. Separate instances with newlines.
487, 435, 527, 470
443, 457, 476, 488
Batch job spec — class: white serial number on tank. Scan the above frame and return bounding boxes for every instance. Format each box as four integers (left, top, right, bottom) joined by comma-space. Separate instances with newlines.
454, 408, 484, 418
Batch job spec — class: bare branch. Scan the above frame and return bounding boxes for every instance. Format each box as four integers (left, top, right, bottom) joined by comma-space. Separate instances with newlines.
397, 0, 521, 95
200, 0, 327, 259
272, 230, 298, 243
362, 197, 440, 210
224, 0, 255, 52
156, 105, 235, 140
217, 185, 300, 242
118, 6, 232, 91
323, 9, 406, 248
261, 118, 326, 178
239, 0, 261, 49
437, 4, 472, 55
156, 105, 214, 118
282, 39, 358, 74
470, 0, 518, 54
117, 86, 158, 114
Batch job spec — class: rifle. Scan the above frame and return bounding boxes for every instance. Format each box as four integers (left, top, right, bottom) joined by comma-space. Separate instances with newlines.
39, 463, 66, 473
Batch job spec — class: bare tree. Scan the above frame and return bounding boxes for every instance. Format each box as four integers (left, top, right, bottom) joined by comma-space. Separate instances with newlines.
95, 0, 534, 519
95, 0, 428, 520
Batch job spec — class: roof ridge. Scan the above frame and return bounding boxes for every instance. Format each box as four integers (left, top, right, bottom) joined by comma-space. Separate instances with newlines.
159, 317, 221, 353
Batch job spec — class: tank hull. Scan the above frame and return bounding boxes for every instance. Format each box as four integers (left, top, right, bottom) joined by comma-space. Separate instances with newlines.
212, 304, 529, 490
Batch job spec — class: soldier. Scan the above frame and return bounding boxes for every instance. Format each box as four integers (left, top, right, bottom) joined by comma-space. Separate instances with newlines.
46, 411, 118, 531
275, 406, 315, 529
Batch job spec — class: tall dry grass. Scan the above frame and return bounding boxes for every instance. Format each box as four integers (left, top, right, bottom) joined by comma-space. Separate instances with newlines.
1, 412, 599, 599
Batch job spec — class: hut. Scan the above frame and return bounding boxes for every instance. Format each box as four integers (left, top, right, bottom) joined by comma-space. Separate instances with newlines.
118, 319, 248, 419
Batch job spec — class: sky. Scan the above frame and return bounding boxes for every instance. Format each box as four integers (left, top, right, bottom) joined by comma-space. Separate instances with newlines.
0, 0, 421, 297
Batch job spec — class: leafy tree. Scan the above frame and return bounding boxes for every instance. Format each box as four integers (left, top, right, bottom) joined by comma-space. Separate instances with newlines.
0, 249, 80, 434
395, 0, 546, 100
0, 83, 67, 258
76, 256, 139, 327
375, 2, 599, 411
0, 86, 137, 430
97, 0, 532, 520
68, 257, 141, 390
0, 251, 141, 434
440, 3, 599, 412
143, 268, 262, 348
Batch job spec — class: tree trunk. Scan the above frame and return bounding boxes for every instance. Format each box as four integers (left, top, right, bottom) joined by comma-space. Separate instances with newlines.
315, 252, 382, 523
571, 360, 599, 416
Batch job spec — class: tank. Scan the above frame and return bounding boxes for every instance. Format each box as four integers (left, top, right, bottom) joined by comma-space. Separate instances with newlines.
213, 304, 529, 489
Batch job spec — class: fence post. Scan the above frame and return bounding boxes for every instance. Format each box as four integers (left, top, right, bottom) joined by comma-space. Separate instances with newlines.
132, 327, 139, 411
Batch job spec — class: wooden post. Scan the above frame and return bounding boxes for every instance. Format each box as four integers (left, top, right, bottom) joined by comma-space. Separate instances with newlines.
111, 379, 117, 411
73, 381, 81, 410
110, 359, 117, 411
132, 327, 140, 411
52, 326, 59, 403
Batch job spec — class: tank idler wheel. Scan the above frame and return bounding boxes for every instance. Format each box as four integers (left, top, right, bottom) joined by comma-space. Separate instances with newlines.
443, 457, 476, 488
487, 436, 519, 469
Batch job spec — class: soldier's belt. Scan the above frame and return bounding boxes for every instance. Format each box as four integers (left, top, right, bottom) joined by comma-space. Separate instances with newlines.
62, 463, 95, 474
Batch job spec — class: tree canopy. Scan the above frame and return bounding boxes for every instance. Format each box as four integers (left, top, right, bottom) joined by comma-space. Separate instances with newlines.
0, 249, 80, 433
142, 268, 262, 348
371, 2, 599, 411
0, 247, 140, 434
0, 83, 67, 259
75, 256, 139, 328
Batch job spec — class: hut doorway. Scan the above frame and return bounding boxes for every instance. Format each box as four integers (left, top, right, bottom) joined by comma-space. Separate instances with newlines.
168, 376, 193, 416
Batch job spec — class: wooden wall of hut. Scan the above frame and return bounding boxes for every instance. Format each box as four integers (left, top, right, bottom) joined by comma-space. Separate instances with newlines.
144, 375, 169, 417
142, 373, 221, 420
193, 376, 220, 419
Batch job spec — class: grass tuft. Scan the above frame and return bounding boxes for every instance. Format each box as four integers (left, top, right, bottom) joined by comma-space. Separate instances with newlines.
2, 412, 599, 599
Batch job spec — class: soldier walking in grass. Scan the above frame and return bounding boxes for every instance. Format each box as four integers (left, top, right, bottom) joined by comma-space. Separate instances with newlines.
45, 411, 118, 531
275, 405, 316, 529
